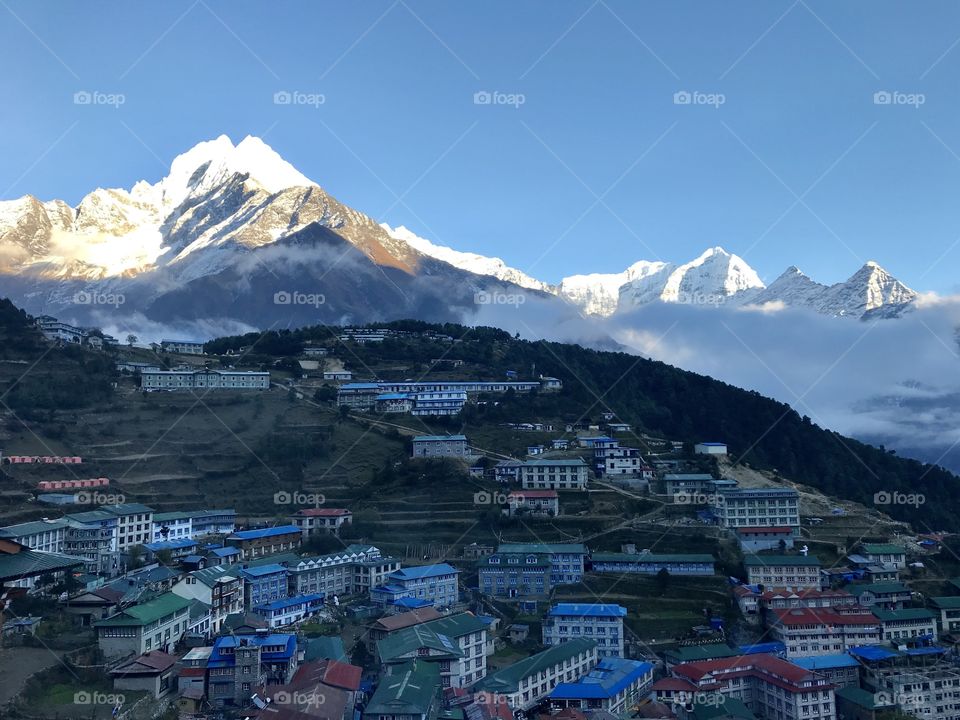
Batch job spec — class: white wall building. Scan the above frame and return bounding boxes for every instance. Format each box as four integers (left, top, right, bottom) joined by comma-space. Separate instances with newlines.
141, 369, 270, 390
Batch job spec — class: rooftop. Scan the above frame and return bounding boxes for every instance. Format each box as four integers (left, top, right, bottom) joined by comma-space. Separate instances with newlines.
475, 638, 597, 693
96, 592, 192, 627
743, 554, 821, 567
547, 603, 627, 618
227, 525, 300, 541
498, 542, 587, 555
366, 659, 441, 716
390, 563, 459, 580
549, 657, 653, 700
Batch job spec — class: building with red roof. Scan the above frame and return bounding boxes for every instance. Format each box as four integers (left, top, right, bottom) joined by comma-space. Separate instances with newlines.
768, 607, 881, 657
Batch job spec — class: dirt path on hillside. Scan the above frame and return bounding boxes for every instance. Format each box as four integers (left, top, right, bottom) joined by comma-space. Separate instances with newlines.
0, 646, 64, 707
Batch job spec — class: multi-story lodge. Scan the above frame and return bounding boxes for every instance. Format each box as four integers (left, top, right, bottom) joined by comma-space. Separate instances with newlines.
519, 459, 589, 490
225, 526, 301, 559
668, 653, 836, 720
95, 591, 193, 658
151, 508, 237, 542
497, 542, 587, 585
371, 563, 460, 608
160, 339, 205, 355
287, 544, 400, 598
549, 657, 654, 715
141, 368, 270, 391
768, 607, 882, 657
712, 488, 801, 534
171, 566, 243, 634
290, 508, 352, 537
847, 582, 912, 610
854, 543, 908, 570
736, 526, 796, 552
542, 603, 626, 658
411, 434, 470, 458
873, 607, 938, 643
376, 612, 488, 687
365, 659, 442, 720
506, 490, 559, 517
337, 380, 546, 412
252, 593, 326, 628
104, 503, 155, 552
479, 551, 553, 599
930, 596, 960, 635
590, 552, 716, 577
853, 646, 960, 720
207, 632, 298, 707
743, 554, 821, 589
475, 638, 598, 711
240, 563, 289, 607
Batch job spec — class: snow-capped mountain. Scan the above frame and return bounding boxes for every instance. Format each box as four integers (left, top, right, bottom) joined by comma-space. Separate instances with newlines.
380, 224, 550, 292
0, 134, 921, 329
735, 261, 918, 319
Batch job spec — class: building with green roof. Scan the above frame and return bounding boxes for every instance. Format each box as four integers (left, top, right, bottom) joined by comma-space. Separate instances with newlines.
591, 552, 715, 576
872, 607, 938, 643
664, 643, 741, 668
366, 659, 442, 720
95, 591, 192, 658
474, 637, 598, 710
376, 612, 488, 687
856, 543, 907, 569
847, 582, 911, 609
930, 596, 960, 635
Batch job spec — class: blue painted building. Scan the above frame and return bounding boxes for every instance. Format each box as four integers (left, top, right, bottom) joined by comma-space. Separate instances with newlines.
543, 603, 627, 658
371, 563, 459, 608
252, 593, 325, 628
549, 657, 654, 714
239, 564, 288, 608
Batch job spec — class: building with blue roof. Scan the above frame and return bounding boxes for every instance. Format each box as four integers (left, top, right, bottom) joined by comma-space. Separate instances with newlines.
207, 632, 298, 706
371, 563, 460, 608
251, 592, 325, 628
143, 538, 197, 561
792, 653, 860, 687
225, 525, 300, 560
549, 657, 654, 714
543, 603, 627, 657
239, 564, 288, 608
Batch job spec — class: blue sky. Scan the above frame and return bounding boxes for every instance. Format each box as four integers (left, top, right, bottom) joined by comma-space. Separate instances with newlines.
2, 0, 960, 292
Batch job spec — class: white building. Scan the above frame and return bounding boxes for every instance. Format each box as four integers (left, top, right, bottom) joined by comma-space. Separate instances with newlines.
103, 503, 155, 552
160, 339, 205, 355
743, 554, 821, 590
695, 442, 728, 455
519, 459, 589, 490
290, 508, 353, 537
506, 490, 559, 517
768, 608, 881, 657
474, 638, 598, 711
141, 369, 270, 391
713, 488, 800, 534
411, 435, 469, 458
543, 603, 626, 658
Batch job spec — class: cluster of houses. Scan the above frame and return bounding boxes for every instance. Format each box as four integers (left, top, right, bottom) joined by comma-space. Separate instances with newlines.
36, 314, 119, 348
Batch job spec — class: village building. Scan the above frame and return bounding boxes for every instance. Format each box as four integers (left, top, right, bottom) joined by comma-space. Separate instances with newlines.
506, 489, 559, 517
930, 596, 960, 635
872, 607, 938, 643
479, 551, 553, 599
548, 657, 654, 715
590, 552, 715, 577
767, 607, 882, 657
290, 508, 353, 537
854, 543, 907, 570
518, 459, 589, 490
366, 607, 444, 651
411, 434, 469, 458
694, 442, 728, 455
95, 591, 193, 657
110, 651, 178, 699
371, 563, 460, 608
713, 488, 801, 534
160, 339, 205, 355
792, 654, 861, 688
141, 368, 270, 390
736, 526, 796, 553
171, 566, 244, 634
207, 632, 299, 706
851, 645, 960, 720
365, 659, 442, 720
252, 593, 326, 628
743, 554, 821, 589
225, 525, 301, 559
847, 582, 912, 610
542, 603, 626, 658
496, 542, 587, 585
287, 544, 399, 599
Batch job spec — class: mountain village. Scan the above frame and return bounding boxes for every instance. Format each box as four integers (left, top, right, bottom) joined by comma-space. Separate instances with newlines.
0, 320, 957, 720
